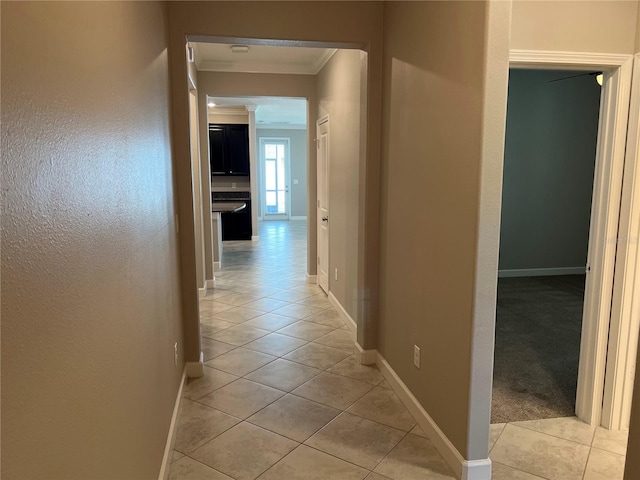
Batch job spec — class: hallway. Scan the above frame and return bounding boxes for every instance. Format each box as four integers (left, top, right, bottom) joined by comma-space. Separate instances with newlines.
169, 221, 456, 480
169, 221, 629, 480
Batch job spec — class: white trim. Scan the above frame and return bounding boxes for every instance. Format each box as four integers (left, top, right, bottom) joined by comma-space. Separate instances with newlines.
312, 48, 338, 74
576, 55, 633, 426
290, 216, 308, 221
213, 262, 221, 272
328, 291, 356, 335
602, 53, 640, 430
462, 459, 492, 480
251, 235, 259, 242
256, 124, 307, 130
354, 343, 376, 365
198, 60, 320, 76
306, 274, 317, 284
198, 287, 207, 298
510, 50, 633, 70
186, 352, 204, 378
507, 50, 634, 428
205, 279, 215, 290
498, 267, 585, 278
375, 353, 489, 480
158, 369, 186, 480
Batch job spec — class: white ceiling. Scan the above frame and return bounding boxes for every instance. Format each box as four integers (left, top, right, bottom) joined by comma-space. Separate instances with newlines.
192, 42, 336, 75
208, 96, 307, 129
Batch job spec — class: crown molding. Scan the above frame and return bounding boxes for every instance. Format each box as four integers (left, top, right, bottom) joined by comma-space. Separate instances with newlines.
208, 106, 248, 116
196, 59, 318, 76
510, 50, 633, 69
256, 124, 306, 130
312, 49, 338, 74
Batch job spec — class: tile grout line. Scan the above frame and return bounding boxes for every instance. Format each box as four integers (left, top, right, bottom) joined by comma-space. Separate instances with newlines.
504, 422, 596, 448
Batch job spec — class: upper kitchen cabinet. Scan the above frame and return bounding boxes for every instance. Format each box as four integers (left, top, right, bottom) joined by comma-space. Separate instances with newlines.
209, 124, 250, 176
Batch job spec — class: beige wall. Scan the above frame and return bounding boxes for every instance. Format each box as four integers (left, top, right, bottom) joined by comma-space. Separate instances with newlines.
378, 0, 510, 459
511, 1, 639, 53
637, 0, 640, 52
1, 2, 183, 478
208, 112, 249, 124
167, 1, 384, 360
189, 90, 206, 290
316, 50, 362, 320
256, 128, 308, 218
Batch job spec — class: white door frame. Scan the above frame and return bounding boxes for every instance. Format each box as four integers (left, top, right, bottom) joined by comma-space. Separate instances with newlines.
508, 50, 634, 428
603, 53, 640, 430
259, 137, 291, 220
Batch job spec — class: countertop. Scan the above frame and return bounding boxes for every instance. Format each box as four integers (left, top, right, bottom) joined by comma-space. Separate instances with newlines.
212, 202, 246, 213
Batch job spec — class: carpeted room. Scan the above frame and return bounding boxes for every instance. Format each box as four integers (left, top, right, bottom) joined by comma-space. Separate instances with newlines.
492, 68, 602, 424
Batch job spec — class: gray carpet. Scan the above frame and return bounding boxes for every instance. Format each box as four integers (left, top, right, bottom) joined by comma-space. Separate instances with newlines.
491, 275, 585, 424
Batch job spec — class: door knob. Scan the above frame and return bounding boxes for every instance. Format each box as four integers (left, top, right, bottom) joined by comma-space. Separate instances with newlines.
322, 217, 328, 222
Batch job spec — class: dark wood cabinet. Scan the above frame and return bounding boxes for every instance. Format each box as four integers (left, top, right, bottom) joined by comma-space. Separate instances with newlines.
209, 124, 250, 176
221, 201, 252, 241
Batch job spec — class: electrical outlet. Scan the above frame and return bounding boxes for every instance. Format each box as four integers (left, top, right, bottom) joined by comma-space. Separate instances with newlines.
232, 182, 237, 188
293, 179, 299, 185
334, 268, 338, 281
413, 345, 421, 369
174, 342, 178, 367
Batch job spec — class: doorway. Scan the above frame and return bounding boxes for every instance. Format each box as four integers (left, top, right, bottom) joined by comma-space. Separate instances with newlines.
492, 68, 601, 423
493, 51, 635, 430
260, 138, 291, 220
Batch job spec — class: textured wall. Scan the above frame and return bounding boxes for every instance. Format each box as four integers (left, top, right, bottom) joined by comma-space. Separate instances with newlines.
1, 2, 183, 478
378, 0, 510, 460
499, 69, 601, 272
316, 50, 362, 321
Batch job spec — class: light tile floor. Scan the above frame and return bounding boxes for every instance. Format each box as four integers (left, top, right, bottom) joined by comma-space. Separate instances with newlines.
169, 221, 629, 480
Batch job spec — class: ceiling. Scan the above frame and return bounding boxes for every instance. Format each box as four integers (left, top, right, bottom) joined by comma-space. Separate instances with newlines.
191, 42, 336, 75
208, 96, 307, 129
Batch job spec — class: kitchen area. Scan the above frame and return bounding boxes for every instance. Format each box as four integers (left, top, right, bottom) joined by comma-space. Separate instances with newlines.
208, 111, 255, 268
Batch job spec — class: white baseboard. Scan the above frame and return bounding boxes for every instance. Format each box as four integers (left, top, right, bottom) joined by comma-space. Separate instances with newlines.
306, 274, 317, 284
354, 342, 377, 365
205, 278, 215, 289
328, 291, 357, 335
375, 353, 491, 480
251, 235, 259, 241
498, 267, 585, 278
462, 459, 492, 480
158, 369, 186, 480
198, 287, 207, 298
186, 352, 204, 378
213, 261, 221, 272
290, 216, 307, 221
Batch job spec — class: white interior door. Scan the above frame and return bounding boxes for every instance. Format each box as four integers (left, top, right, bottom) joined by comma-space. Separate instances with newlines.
261, 138, 290, 220
317, 117, 329, 293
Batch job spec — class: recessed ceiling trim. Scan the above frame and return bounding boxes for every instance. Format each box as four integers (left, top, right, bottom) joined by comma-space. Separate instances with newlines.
256, 124, 307, 130
312, 49, 338, 74
188, 35, 363, 50
196, 60, 319, 76
209, 106, 248, 116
